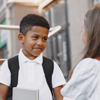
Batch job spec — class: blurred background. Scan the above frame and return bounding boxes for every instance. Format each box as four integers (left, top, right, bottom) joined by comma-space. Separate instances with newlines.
0, 0, 98, 80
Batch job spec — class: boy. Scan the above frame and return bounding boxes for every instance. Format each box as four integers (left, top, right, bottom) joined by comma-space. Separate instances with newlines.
0, 14, 66, 100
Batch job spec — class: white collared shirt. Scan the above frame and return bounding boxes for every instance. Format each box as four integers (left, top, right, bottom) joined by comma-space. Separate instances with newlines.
61, 58, 100, 100
0, 49, 66, 100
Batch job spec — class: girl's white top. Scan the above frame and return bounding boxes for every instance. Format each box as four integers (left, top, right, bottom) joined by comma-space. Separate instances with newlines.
61, 58, 100, 100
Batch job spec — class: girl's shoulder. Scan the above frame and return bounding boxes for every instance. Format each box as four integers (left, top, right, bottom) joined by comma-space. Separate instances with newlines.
80, 57, 97, 63
77, 57, 99, 67
74, 58, 100, 75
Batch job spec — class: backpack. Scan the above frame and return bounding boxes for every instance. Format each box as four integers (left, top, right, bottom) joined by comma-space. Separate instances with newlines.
7, 55, 54, 100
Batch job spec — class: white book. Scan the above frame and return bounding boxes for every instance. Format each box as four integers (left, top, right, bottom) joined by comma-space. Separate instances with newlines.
13, 87, 39, 100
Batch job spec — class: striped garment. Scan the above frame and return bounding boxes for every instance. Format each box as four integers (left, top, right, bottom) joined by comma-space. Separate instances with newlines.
61, 58, 100, 100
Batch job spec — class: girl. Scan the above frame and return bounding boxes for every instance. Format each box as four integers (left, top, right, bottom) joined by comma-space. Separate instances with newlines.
61, 4, 100, 100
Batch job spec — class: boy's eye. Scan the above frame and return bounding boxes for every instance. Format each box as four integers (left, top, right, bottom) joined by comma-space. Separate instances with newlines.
33, 36, 38, 39
43, 37, 47, 41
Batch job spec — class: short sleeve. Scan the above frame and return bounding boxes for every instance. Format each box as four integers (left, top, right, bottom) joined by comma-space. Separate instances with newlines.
61, 58, 99, 100
0, 60, 11, 86
52, 61, 66, 88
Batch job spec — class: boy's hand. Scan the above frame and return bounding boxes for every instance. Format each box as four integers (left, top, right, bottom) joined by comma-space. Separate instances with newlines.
53, 85, 63, 100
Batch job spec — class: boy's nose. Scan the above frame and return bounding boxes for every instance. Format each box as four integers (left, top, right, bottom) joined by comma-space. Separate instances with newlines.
37, 39, 43, 45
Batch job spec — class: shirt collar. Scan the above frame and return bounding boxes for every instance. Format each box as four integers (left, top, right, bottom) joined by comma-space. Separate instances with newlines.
19, 49, 43, 64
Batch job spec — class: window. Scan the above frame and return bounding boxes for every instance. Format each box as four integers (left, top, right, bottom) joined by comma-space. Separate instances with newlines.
93, 0, 100, 4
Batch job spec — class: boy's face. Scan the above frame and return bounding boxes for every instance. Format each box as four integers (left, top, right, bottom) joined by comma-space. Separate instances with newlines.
18, 26, 49, 60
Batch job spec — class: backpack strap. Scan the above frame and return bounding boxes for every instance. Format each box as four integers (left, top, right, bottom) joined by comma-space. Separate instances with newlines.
7, 55, 19, 100
8, 55, 19, 87
42, 56, 54, 95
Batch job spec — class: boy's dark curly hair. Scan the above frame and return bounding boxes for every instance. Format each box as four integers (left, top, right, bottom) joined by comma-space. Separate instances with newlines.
20, 14, 50, 35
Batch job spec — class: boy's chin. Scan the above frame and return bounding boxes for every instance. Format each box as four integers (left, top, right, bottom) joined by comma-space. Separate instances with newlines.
32, 53, 41, 57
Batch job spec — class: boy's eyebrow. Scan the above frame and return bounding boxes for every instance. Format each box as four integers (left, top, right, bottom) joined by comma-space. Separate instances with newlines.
31, 33, 48, 37
31, 33, 39, 35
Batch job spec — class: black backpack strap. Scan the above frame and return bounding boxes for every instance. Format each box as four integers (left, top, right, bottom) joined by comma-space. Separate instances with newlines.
7, 55, 19, 100
42, 56, 54, 95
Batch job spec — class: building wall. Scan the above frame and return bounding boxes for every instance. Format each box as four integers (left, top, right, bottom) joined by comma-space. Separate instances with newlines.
67, 0, 93, 68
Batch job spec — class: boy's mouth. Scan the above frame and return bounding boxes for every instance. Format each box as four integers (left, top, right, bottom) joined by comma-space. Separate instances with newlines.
34, 47, 42, 50
33, 47, 42, 52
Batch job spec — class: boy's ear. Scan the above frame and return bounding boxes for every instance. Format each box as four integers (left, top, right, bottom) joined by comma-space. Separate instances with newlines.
18, 33, 24, 43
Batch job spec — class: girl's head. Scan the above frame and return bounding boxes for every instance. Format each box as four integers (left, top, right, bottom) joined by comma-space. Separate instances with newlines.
69, 4, 100, 79
82, 4, 100, 59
